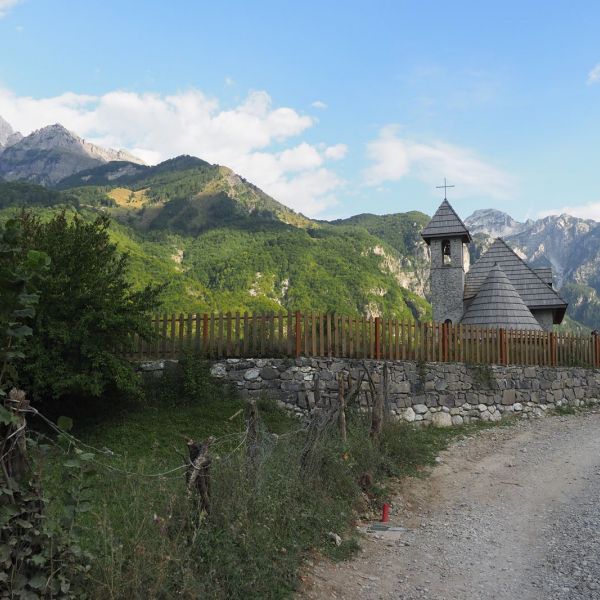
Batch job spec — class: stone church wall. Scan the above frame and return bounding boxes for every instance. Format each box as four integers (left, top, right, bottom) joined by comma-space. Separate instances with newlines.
140, 358, 600, 426
531, 309, 554, 332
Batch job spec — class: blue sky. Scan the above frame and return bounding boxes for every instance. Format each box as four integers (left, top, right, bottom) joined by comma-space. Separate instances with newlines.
1, 0, 599, 221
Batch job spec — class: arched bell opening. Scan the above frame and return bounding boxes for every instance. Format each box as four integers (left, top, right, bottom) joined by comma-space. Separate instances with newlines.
442, 239, 452, 265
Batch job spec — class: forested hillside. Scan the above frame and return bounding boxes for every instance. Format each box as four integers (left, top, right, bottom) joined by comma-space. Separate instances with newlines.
3, 154, 598, 330
0, 158, 431, 320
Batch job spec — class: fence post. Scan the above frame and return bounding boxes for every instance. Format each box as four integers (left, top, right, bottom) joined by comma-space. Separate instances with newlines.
593, 331, 599, 368
442, 322, 449, 362
550, 332, 557, 367
374, 317, 381, 360
202, 314, 209, 356
499, 328, 507, 365
294, 311, 302, 357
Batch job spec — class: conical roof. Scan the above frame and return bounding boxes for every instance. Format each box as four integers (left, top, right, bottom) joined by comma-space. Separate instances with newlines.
464, 238, 566, 316
460, 264, 542, 330
421, 199, 472, 244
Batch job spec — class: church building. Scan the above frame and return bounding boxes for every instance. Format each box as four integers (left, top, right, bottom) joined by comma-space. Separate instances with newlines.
421, 199, 567, 331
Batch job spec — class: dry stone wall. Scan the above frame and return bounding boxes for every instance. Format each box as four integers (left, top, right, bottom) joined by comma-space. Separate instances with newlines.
139, 358, 600, 425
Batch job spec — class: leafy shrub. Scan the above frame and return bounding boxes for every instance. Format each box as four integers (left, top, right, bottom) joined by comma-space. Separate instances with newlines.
0, 218, 48, 393
16, 211, 163, 413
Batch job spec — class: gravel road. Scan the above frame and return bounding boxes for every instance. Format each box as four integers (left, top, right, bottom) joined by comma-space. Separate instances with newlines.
302, 411, 600, 600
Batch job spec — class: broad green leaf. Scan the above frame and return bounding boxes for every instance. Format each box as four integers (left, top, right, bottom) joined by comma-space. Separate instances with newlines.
57, 416, 73, 432
0, 405, 17, 425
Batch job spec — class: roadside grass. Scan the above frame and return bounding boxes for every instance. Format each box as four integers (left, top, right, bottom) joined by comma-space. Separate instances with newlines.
36, 366, 515, 600
551, 404, 579, 416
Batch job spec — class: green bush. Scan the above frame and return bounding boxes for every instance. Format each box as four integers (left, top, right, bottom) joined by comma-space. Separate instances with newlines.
17, 211, 162, 413
0, 218, 48, 392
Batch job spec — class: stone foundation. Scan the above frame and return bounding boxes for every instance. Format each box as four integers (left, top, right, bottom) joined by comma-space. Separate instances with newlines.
139, 358, 600, 425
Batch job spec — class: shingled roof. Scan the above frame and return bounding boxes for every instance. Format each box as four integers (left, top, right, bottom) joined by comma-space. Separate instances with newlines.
421, 199, 472, 244
464, 238, 567, 322
461, 265, 542, 330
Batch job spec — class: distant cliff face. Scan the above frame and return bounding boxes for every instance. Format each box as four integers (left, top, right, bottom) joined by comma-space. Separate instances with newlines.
465, 209, 600, 329
0, 115, 22, 150
0, 118, 144, 186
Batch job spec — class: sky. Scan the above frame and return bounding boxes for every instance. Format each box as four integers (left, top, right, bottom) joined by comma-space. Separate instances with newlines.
0, 0, 599, 222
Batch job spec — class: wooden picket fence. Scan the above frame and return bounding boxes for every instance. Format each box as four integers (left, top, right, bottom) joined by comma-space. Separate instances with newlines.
128, 312, 600, 368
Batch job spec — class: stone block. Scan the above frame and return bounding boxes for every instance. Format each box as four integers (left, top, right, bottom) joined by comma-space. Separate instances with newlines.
391, 381, 411, 394
210, 363, 227, 378
403, 407, 416, 422
432, 412, 452, 428
502, 389, 518, 405
244, 368, 260, 381
260, 366, 280, 380
413, 404, 428, 414
297, 391, 308, 409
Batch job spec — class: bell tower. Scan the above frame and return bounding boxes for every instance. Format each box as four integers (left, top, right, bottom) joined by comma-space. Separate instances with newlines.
421, 197, 472, 324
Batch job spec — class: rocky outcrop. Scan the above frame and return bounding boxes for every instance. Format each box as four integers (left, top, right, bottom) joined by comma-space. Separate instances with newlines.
465, 209, 527, 238
0, 119, 144, 186
0, 115, 22, 151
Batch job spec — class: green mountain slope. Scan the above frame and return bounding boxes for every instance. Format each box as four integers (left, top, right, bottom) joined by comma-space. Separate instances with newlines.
331, 211, 430, 256
0, 167, 431, 319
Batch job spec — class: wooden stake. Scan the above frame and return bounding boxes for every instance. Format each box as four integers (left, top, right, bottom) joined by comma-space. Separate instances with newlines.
338, 373, 347, 444
186, 436, 214, 515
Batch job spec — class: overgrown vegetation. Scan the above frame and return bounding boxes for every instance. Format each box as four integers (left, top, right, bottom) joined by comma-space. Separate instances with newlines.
16, 211, 162, 413
37, 367, 470, 600
0, 219, 92, 599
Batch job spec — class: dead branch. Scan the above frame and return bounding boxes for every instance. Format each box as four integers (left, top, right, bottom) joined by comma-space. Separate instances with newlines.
186, 436, 215, 515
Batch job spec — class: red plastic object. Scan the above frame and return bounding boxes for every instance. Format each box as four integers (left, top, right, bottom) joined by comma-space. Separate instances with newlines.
381, 503, 390, 522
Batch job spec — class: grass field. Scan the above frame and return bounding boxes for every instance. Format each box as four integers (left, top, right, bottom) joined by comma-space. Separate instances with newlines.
35, 364, 505, 599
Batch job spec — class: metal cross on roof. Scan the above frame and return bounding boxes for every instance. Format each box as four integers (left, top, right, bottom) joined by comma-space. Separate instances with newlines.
436, 178, 455, 199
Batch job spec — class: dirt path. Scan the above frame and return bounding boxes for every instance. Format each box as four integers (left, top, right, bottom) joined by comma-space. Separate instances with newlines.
301, 411, 600, 600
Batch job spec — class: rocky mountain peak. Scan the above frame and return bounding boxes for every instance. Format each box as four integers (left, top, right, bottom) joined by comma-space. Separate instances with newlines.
465, 208, 524, 238
0, 120, 145, 185
23, 123, 86, 151
0, 116, 22, 150
0, 115, 14, 146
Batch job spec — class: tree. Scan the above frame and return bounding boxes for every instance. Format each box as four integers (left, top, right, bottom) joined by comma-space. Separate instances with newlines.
0, 218, 48, 393
18, 211, 162, 410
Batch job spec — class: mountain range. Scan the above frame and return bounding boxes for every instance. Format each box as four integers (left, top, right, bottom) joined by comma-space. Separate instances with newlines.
465, 209, 600, 330
0, 115, 597, 330
0, 118, 144, 186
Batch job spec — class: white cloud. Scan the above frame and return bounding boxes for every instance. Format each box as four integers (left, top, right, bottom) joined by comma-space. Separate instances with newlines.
0, 0, 21, 18
587, 63, 600, 85
225, 77, 235, 86
539, 202, 600, 221
324, 144, 348, 160
311, 100, 328, 109
0, 87, 347, 216
363, 125, 514, 199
